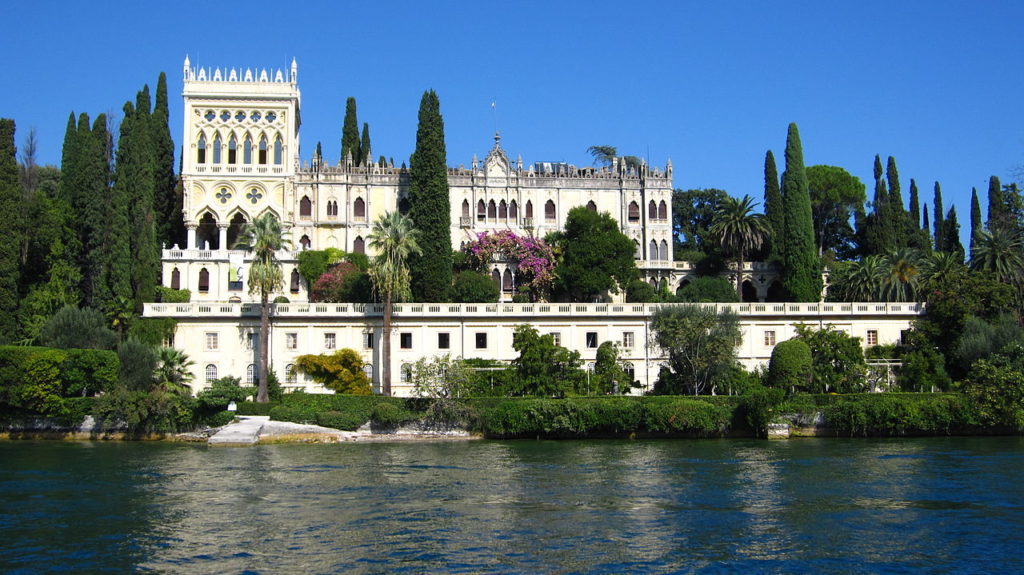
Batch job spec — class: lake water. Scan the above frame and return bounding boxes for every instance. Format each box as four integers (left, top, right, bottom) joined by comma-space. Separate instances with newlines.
1, 437, 1022, 574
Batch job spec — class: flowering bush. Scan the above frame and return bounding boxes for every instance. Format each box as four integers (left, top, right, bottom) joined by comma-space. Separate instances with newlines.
311, 262, 360, 302
463, 231, 556, 301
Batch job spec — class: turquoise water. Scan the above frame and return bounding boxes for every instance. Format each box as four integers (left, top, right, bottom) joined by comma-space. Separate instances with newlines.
1, 437, 1022, 574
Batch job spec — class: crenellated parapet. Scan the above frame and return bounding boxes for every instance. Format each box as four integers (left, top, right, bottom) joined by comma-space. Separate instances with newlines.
183, 55, 297, 85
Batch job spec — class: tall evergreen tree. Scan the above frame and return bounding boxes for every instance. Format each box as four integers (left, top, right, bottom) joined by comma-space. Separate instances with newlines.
128, 87, 158, 308
933, 182, 944, 251
987, 175, 1006, 233
0, 119, 24, 342
970, 187, 982, 261
106, 102, 137, 308
779, 123, 821, 301
908, 178, 920, 228
906, 178, 930, 250
943, 206, 964, 260
407, 90, 452, 302
341, 97, 360, 165
360, 122, 371, 166
78, 114, 111, 308
922, 203, 930, 237
885, 156, 908, 249
762, 150, 784, 259
151, 72, 179, 250
58, 113, 77, 206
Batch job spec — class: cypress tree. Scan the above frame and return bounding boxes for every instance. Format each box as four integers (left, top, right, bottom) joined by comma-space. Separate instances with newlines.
943, 206, 964, 260
763, 150, 784, 259
152, 72, 179, 250
922, 203, 930, 237
933, 182, 944, 251
987, 175, 1005, 233
779, 123, 821, 301
0, 119, 24, 342
885, 156, 908, 248
360, 122, 371, 166
341, 97, 359, 165
908, 178, 920, 228
78, 114, 111, 308
970, 187, 982, 261
129, 88, 159, 307
906, 178, 929, 250
106, 102, 136, 307
407, 90, 452, 302
58, 113, 77, 206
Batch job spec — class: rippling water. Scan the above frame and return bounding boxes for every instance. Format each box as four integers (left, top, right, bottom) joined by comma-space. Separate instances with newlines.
1, 437, 1023, 574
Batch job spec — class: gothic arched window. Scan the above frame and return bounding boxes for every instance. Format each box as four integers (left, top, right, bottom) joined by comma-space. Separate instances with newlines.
544, 200, 556, 221
212, 134, 222, 164
300, 196, 312, 219
354, 236, 365, 254
488, 200, 497, 219
354, 197, 365, 220
499, 200, 508, 219
648, 200, 657, 220
300, 235, 311, 250
628, 201, 640, 223
510, 200, 518, 219
273, 135, 283, 165
658, 200, 668, 221
198, 268, 210, 292
525, 200, 533, 219
462, 199, 470, 220
197, 133, 207, 164
649, 240, 658, 260
587, 200, 597, 211
477, 199, 486, 221
258, 135, 268, 164
228, 134, 237, 164
290, 268, 301, 293
243, 135, 252, 164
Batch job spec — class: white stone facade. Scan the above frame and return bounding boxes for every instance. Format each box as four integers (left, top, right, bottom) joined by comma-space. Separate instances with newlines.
144, 301, 922, 396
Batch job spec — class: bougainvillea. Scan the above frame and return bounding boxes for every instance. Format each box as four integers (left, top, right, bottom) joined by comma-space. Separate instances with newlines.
311, 262, 360, 303
463, 231, 556, 300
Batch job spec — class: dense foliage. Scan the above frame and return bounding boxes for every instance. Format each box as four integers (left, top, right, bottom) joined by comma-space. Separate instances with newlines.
650, 305, 741, 395
463, 230, 556, 301
780, 123, 823, 301
292, 349, 372, 395
407, 89, 452, 302
551, 207, 638, 301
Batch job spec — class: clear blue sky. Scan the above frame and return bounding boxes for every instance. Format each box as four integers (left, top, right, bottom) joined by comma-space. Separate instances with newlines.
3, 0, 1022, 234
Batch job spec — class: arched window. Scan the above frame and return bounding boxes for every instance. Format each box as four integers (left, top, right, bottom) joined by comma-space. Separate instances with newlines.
488, 200, 497, 219
634, 240, 641, 260
354, 236, 365, 254
273, 135, 283, 165
364, 363, 373, 382
170, 268, 180, 290
205, 364, 217, 383
398, 197, 410, 215
198, 268, 210, 292
510, 200, 518, 219
228, 134, 237, 164
499, 200, 507, 219
525, 200, 533, 219
285, 363, 296, 384
300, 196, 312, 219
649, 240, 658, 260
291, 269, 301, 293
491, 269, 501, 286
353, 197, 365, 220
243, 135, 252, 164
400, 364, 412, 383
628, 201, 640, 222
227, 213, 247, 249
660, 240, 669, 261
258, 135, 268, 164
212, 134, 222, 164
197, 212, 219, 249
299, 235, 311, 250
649, 200, 658, 220
623, 362, 635, 383
477, 199, 486, 221
544, 200, 556, 221
587, 200, 597, 211
246, 364, 256, 385
197, 133, 207, 164
462, 199, 470, 220
502, 269, 514, 292
742, 280, 758, 303
658, 200, 668, 221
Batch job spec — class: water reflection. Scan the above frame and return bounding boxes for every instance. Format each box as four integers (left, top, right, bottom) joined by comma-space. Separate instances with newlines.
2, 437, 1023, 574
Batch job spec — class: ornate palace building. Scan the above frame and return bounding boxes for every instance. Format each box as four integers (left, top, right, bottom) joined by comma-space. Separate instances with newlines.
145, 59, 918, 396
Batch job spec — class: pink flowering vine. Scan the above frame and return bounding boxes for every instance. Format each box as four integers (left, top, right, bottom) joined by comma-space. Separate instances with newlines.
464, 230, 556, 300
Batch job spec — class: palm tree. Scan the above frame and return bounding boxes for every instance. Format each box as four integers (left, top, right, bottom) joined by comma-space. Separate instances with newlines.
234, 213, 290, 402
586, 145, 617, 167
879, 248, 924, 302
920, 251, 967, 289
368, 211, 422, 395
970, 228, 1024, 286
154, 347, 195, 389
841, 255, 884, 301
709, 195, 770, 299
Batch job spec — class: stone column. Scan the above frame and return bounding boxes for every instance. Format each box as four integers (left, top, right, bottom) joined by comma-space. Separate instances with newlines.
218, 224, 229, 251
186, 222, 197, 249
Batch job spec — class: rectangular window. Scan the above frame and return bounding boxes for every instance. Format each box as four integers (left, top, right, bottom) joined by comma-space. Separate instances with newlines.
400, 332, 412, 349
867, 330, 878, 346
324, 333, 336, 350
205, 332, 219, 351
764, 330, 776, 346
438, 332, 450, 350
550, 332, 561, 347
286, 333, 297, 350
475, 332, 488, 349
622, 332, 634, 349
586, 332, 598, 349
363, 332, 374, 350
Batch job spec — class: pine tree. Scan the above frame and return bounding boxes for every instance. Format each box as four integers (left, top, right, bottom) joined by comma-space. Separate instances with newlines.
987, 175, 1006, 233
0, 119, 24, 342
779, 123, 821, 301
151, 72, 179, 250
407, 90, 452, 302
970, 187, 982, 261
341, 97, 360, 165
933, 182, 944, 251
360, 122, 371, 166
763, 150, 784, 260
943, 206, 964, 260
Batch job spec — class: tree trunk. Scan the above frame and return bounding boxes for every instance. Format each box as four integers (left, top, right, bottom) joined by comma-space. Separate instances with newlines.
257, 292, 270, 402
736, 252, 744, 301
382, 294, 392, 396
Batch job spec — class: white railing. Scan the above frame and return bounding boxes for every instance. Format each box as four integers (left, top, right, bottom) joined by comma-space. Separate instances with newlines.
144, 301, 925, 319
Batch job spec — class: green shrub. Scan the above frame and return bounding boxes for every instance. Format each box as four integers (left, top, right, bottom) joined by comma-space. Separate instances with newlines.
154, 287, 191, 303
269, 405, 301, 423
740, 385, 786, 436
767, 339, 812, 391
235, 400, 278, 416
196, 377, 255, 410
38, 306, 118, 350
315, 409, 368, 430
370, 402, 418, 426
641, 397, 731, 435
127, 318, 178, 347
822, 393, 981, 436
201, 410, 236, 428
117, 338, 158, 391
673, 276, 738, 303
452, 270, 500, 303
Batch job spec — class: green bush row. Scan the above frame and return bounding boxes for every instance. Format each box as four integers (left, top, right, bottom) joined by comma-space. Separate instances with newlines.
0, 346, 118, 418
821, 393, 983, 436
